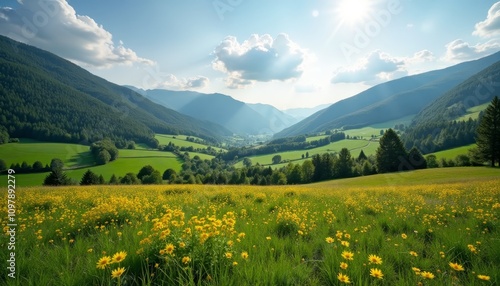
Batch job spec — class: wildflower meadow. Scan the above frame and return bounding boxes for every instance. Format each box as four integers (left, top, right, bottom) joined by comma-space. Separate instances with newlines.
1, 178, 499, 285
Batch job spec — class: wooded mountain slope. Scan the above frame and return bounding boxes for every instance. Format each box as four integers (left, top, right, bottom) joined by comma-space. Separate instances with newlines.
0, 35, 231, 146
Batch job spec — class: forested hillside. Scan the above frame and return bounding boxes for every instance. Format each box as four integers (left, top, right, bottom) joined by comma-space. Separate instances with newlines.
0, 35, 230, 146
275, 51, 500, 138
403, 61, 500, 153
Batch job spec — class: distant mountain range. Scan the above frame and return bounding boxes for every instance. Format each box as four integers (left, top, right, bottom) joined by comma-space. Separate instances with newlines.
275, 51, 500, 138
2, 33, 499, 149
0, 35, 231, 146
128, 88, 300, 135
282, 104, 331, 121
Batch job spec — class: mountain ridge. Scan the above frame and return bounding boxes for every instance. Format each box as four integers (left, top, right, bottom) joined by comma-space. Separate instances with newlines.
274, 51, 500, 138
0, 35, 231, 146
135, 88, 299, 135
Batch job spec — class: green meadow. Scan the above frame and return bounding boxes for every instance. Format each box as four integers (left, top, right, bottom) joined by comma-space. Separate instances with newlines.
2, 167, 498, 285
428, 144, 475, 160
455, 103, 489, 122
234, 139, 379, 168
155, 134, 225, 152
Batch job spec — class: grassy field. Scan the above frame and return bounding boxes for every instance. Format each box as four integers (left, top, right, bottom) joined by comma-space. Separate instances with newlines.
344, 115, 415, 138
2, 167, 498, 285
311, 166, 500, 188
428, 144, 475, 160
234, 139, 379, 168
0, 153, 182, 187
155, 134, 225, 152
0, 137, 222, 187
0, 143, 183, 187
455, 103, 489, 122
0, 139, 93, 168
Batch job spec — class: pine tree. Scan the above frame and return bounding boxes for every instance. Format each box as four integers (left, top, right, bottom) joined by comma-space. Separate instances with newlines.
43, 170, 71, 186
407, 147, 427, 170
109, 174, 119, 184
335, 148, 353, 178
80, 169, 99, 185
376, 129, 408, 173
476, 96, 500, 166
357, 150, 368, 161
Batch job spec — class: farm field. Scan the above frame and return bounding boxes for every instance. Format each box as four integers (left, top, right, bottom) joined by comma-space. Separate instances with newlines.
343, 115, 415, 139
429, 144, 475, 160
1, 167, 498, 285
0, 147, 183, 187
234, 139, 379, 168
0, 139, 93, 168
155, 134, 225, 152
0, 155, 182, 187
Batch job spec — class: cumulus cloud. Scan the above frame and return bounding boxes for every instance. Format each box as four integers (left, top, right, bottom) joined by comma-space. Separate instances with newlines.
0, 0, 154, 68
443, 39, 500, 62
212, 33, 308, 88
473, 2, 500, 38
409, 50, 435, 63
331, 50, 406, 84
154, 74, 209, 90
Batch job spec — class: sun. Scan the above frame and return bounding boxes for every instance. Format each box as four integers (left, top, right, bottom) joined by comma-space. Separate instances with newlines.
337, 0, 372, 25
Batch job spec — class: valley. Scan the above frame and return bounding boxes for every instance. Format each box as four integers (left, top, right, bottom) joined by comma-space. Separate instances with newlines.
2, 1, 500, 285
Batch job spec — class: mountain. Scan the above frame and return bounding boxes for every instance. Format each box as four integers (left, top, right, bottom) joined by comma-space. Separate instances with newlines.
0, 35, 231, 146
136, 89, 297, 135
401, 60, 500, 152
282, 103, 331, 121
246, 103, 298, 132
275, 51, 500, 138
410, 60, 500, 125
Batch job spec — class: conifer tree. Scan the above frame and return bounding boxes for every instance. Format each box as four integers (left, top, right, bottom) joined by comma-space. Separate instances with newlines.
476, 96, 500, 166
80, 169, 99, 185
408, 147, 427, 169
376, 129, 408, 173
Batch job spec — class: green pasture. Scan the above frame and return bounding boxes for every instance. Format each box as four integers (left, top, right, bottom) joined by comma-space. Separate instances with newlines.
344, 114, 415, 138
155, 134, 225, 152
455, 102, 489, 121
0, 139, 93, 168
234, 139, 379, 168
312, 166, 500, 188
428, 144, 475, 160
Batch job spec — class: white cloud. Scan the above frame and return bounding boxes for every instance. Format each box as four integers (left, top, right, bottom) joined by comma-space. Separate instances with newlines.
409, 50, 435, 63
0, 0, 154, 68
154, 74, 209, 90
212, 33, 309, 89
443, 39, 500, 62
473, 2, 500, 38
331, 50, 406, 84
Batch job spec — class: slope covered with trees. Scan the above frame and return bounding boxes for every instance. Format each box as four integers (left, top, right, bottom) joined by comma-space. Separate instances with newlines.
0, 35, 230, 146
403, 61, 500, 153
275, 51, 500, 138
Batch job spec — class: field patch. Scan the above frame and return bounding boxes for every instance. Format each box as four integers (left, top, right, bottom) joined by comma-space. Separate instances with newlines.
0, 140, 93, 167
155, 134, 225, 152
428, 144, 475, 160
234, 139, 379, 168
455, 102, 489, 122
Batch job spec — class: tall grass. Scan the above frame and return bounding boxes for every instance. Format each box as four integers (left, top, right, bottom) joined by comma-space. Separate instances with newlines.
1, 179, 498, 285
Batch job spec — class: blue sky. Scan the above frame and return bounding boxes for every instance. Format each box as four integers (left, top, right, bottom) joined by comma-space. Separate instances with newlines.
1, 1, 500, 109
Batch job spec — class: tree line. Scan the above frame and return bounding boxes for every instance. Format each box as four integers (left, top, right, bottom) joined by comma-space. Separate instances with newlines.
23, 97, 500, 186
